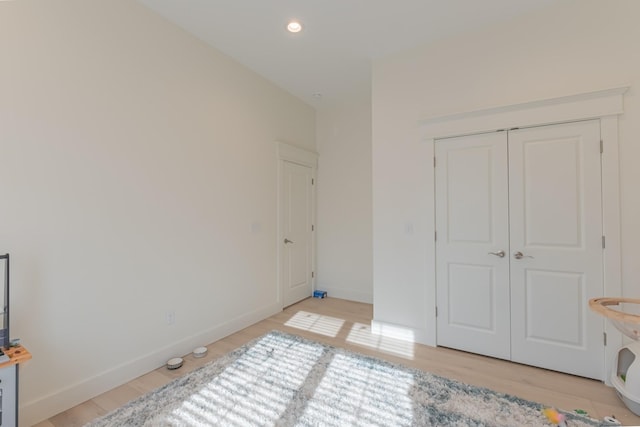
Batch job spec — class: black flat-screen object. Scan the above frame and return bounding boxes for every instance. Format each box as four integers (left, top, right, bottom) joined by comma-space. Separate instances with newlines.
0, 254, 9, 349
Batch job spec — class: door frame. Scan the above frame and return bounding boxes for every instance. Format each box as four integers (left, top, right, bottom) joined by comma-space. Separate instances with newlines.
421, 86, 629, 384
277, 141, 318, 308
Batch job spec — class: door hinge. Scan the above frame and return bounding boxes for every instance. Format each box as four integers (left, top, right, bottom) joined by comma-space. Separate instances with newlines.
435, 306, 438, 317
312, 178, 314, 185
433, 157, 436, 167
311, 271, 314, 278
434, 231, 437, 241
600, 139, 604, 154
312, 224, 314, 231
602, 236, 606, 249
604, 332, 607, 346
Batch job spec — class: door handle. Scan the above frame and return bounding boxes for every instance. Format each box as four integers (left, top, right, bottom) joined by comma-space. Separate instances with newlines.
488, 250, 505, 258
513, 251, 534, 260
284, 238, 294, 244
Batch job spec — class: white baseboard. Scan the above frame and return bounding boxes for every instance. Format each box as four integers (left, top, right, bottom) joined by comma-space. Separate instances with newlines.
317, 285, 372, 304
22, 302, 282, 427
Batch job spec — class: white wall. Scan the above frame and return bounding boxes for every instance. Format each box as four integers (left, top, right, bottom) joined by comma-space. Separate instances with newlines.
0, 1, 315, 424
372, 0, 640, 342
316, 100, 373, 303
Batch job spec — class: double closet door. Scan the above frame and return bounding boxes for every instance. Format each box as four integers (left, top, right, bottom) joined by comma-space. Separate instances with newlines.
435, 120, 605, 380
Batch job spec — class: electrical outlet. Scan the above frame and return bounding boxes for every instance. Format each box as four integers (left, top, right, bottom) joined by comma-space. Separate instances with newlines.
165, 311, 175, 325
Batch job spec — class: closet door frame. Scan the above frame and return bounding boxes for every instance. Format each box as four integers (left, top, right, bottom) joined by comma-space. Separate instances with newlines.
421, 86, 628, 385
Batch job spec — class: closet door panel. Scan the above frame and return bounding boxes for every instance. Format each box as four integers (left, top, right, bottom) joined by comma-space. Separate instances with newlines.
435, 132, 510, 360
509, 120, 604, 380
520, 137, 582, 246
524, 269, 585, 345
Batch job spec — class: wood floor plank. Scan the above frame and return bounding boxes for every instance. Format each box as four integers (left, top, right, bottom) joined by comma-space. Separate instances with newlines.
91, 384, 142, 413
47, 400, 106, 427
39, 297, 640, 426
128, 370, 171, 394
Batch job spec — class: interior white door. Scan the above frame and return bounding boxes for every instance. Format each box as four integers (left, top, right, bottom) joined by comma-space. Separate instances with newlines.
282, 160, 313, 307
435, 132, 511, 360
509, 120, 604, 379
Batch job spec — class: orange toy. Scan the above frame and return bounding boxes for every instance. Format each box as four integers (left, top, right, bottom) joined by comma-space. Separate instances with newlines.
542, 408, 567, 426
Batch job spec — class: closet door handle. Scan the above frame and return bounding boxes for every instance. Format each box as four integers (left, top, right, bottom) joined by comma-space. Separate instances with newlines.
513, 251, 534, 260
488, 250, 505, 258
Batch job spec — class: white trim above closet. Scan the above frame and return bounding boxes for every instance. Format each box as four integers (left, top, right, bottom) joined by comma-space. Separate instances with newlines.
421, 86, 628, 139
420, 86, 629, 385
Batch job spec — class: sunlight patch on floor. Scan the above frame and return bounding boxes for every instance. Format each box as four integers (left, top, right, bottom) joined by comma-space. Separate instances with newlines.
284, 310, 345, 337
347, 322, 415, 359
167, 333, 324, 426
301, 352, 415, 426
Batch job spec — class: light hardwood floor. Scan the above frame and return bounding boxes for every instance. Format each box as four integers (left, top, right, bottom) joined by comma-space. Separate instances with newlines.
36, 297, 640, 426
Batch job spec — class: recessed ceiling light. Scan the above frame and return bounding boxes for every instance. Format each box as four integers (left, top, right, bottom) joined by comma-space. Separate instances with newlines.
287, 21, 302, 33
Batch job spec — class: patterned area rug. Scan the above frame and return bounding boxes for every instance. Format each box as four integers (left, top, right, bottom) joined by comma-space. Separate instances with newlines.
86, 331, 604, 426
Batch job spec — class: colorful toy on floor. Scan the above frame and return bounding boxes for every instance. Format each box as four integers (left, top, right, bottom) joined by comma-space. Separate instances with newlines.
542, 408, 567, 427
313, 290, 327, 298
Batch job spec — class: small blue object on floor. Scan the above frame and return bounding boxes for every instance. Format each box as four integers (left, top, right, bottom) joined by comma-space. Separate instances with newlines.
313, 290, 327, 299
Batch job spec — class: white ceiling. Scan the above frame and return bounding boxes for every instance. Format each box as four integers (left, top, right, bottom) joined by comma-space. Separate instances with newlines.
138, 0, 558, 109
